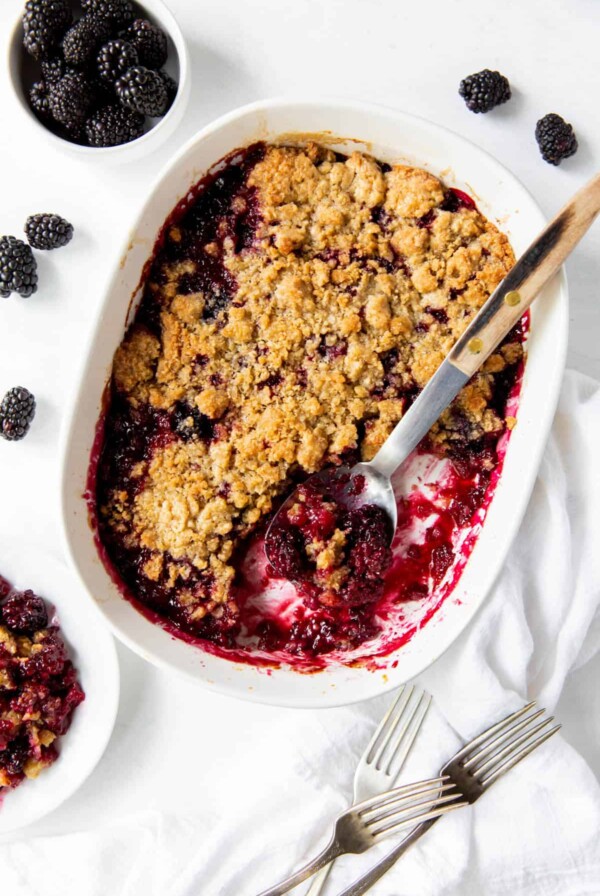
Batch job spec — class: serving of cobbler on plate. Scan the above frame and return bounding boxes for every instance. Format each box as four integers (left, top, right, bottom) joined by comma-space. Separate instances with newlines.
0, 576, 85, 794
89, 140, 525, 669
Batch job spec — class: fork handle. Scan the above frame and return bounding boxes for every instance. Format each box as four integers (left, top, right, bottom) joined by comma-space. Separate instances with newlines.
305, 861, 334, 896
336, 819, 436, 896
257, 838, 342, 896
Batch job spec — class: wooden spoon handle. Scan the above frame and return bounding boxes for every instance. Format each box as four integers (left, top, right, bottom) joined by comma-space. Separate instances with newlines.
450, 171, 600, 377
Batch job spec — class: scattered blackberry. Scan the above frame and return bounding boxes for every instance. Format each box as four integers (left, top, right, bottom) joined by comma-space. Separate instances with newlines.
40, 55, 65, 84
22, 0, 72, 61
25, 213, 74, 250
85, 103, 144, 146
1, 590, 48, 633
116, 65, 168, 116
97, 39, 138, 83
535, 113, 578, 166
62, 15, 112, 68
81, 0, 134, 27
123, 18, 168, 69
48, 71, 93, 133
29, 80, 52, 119
159, 69, 178, 109
0, 387, 36, 441
0, 237, 38, 299
459, 69, 511, 113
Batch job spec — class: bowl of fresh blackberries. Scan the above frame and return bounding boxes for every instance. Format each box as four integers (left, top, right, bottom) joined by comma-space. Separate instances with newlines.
8, 0, 190, 158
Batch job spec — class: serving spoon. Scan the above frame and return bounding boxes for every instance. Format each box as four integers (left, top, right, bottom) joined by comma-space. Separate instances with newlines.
265, 170, 600, 558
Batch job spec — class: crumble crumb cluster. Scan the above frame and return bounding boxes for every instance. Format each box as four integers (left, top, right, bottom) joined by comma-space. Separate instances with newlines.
96, 141, 522, 648
0, 579, 85, 790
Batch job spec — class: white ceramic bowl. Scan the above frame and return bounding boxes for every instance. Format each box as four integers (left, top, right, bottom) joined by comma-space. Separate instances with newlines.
0, 551, 119, 837
60, 99, 568, 707
7, 0, 190, 162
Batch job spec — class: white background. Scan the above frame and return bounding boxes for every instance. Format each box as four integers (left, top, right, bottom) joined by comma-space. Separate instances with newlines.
0, 0, 598, 885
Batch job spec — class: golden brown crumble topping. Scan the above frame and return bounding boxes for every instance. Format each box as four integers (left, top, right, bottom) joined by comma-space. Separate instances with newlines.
98, 142, 520, 627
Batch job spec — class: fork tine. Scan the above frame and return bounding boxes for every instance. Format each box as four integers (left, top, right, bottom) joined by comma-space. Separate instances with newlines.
366, 790, 462, 831
481, 724, 561, 787
472, 715, 555, 778
452, 701, 537, 763
360, 781, 457, 822
462, 707, 546, 770
366, 686, 413, 766
384, 691, 432, 777
356, 775, 449, 815
371, 798, 467, 840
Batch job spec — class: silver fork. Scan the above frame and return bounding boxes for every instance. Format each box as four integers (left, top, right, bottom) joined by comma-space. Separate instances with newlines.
306, 685, 431, 896
338, 702, 561, 896
257, 777, 466, 896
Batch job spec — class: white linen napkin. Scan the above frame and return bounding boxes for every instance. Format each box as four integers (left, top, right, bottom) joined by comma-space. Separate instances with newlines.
1, 370, 599, 896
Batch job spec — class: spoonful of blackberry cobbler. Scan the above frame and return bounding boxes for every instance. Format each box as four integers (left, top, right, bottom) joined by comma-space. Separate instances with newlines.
265, 171, 600, 607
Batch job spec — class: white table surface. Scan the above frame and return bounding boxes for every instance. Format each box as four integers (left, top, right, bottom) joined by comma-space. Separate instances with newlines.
0, 0, 598, 869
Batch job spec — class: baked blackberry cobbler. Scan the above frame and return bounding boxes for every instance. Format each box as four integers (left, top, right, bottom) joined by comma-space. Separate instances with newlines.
91, 141, 525, 666
0, 576, 85, 791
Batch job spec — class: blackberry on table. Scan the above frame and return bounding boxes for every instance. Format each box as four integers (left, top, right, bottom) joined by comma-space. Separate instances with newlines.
0, 237, 38, 299
0, 387, 36, 442
25, 214, 74, 250
40, 55, 65, 84
123, 18, 168, 69
115, 65, 168, 116
62, 15, 112, 68
29, 80, 52, 119
535, 113, 578, 165
159, 69, 178, 108
459, 69, 511, 113
85, 104, 144, 146
97, 39, 138, 83
22, 0, 72, 61
81, 0, 134, 27
48, 71, 93, 133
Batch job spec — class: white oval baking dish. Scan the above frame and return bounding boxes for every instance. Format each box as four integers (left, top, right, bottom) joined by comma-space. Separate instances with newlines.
60, 98, 568, 707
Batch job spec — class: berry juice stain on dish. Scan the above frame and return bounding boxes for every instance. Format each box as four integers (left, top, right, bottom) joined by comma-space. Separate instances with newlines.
0, 575, 85, 795
88, 140, 526, 670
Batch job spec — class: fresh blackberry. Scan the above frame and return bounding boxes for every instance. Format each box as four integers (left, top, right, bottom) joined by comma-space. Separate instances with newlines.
81, 0, 134, 26
0, 237, 38, 299
88, 75, 115, 109
62, 15, 112, 68
85, 104, 144, 146
25, 214, 74, 250
29, 80, 52, 119
97, 39, 138, 83
0, 387, 36, 441
123, 18, 168, 69
22, 0, 72, 61
535, 113, 578, 166
40, 55, 65, 84
115, 65, 168, 116
459, 69, 511, 113
159, 69, 178, 109
48, 71, 93, 133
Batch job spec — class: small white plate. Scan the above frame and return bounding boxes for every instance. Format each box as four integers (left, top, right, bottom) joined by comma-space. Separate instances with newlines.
0, 550, 119, 836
